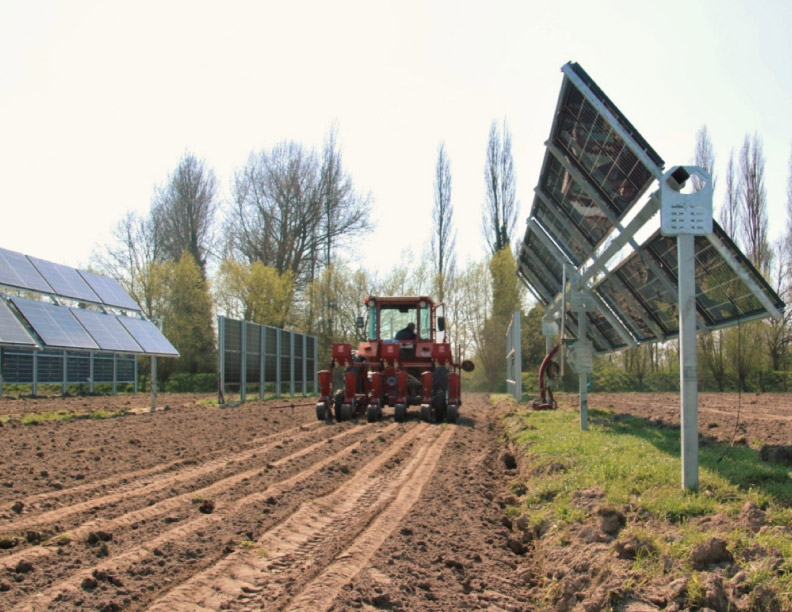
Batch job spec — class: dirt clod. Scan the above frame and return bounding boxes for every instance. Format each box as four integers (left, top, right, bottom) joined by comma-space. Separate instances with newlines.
690, 537, 733, 570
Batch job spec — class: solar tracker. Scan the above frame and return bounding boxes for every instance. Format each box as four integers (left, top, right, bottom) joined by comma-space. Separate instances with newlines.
78, 270, 141, 311
11, 296, 99, 350
28, 256, 101, 303
117, 316, 179, 357
0, 299, 37, 347
71, 308, 144, 353
0, 247, 53, 293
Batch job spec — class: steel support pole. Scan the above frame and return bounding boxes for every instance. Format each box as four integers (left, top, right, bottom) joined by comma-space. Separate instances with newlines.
678, 234, 699, 490
578, 314, 588, 431
150, 356, 157, 411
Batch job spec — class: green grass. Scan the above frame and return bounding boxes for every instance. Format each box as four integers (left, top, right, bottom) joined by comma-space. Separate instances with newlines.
500, 402, 792, 608
1, 408, 129, 425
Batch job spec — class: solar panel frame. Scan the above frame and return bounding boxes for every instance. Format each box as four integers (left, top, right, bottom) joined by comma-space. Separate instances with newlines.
0, 299, 38, 348
0, 247, 53, 293
11, 297, 99, 350
70, 308, 144, 353
117, 316, 179, 357
78, 270, 141, 311
28, 256, 101, 303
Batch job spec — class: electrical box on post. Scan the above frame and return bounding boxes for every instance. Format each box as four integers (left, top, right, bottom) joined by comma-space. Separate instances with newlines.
660, 165, 713, 236
566, 340, 593, 375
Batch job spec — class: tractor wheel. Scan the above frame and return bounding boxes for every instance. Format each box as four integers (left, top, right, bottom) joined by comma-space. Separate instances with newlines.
446, 404, 459, 424
420, 404, 431, 423
394, 403, 407, 423
315, 402, 327, 421
340, 403, 352, 422
367, 404, 378, 423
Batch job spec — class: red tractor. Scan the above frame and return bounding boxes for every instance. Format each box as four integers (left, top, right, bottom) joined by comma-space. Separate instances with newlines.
316, 296, 473, 424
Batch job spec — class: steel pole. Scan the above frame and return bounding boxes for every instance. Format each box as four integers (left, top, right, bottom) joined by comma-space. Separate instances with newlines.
578, 314, 588, 431
678, 234, 699, 490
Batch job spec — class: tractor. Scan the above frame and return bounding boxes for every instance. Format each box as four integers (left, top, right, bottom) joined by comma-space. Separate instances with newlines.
315, 295, 474, 423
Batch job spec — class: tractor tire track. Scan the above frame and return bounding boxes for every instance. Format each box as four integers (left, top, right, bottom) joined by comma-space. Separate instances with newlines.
145, 423, 450, 612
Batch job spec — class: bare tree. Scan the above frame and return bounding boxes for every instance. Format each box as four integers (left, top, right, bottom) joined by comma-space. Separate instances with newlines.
719, 150, 740, 241
91, 211, 159, 316
692, 125, 716, 193
151, 152, 217, 277
432, 141, 456, 301
229, 142, 322, 279
739, 133, 770, 272
483, 119, 518, 254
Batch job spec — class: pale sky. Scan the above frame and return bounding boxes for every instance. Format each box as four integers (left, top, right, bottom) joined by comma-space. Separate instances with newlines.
2, 0, 791, 278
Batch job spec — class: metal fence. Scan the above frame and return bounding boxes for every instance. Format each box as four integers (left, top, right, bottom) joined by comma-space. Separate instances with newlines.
217, 316, 318, 402
0, 348, 138, 396
506, 311, 522, 402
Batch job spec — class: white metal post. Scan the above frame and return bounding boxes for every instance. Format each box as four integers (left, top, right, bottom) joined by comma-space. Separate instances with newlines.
678, 233, 699, 490
150, 356, 157, 411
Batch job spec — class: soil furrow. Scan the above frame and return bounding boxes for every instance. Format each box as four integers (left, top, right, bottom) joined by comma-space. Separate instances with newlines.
144, 422, 433, 611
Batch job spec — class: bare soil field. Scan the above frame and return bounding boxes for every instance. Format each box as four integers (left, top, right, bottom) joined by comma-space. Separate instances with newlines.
0, 392, 530, 611
2, 390, 790, 611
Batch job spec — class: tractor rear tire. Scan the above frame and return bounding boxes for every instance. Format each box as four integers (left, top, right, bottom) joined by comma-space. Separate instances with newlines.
446, 404, 458, 424
394, 403, 406, 423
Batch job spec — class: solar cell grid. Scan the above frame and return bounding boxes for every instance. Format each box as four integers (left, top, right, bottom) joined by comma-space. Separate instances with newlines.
0, 247, 52, 293
117, 316, 179, 356
532, 197, 590, 265
11, 297, 99, 350
28, 257, 100, 303
595, 276, 658, 343
522, 231, 564, 296
71, 308, 143, 353
0, 299, 37, 347
78, 270, 141, 311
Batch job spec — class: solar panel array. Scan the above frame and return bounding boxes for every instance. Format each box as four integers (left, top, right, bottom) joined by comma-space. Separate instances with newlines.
0, 246, 141, 311
518, 62, 785, 353
0, 248, 179, 358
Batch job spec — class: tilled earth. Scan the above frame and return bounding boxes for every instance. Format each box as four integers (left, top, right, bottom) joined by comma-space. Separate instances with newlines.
0, 392, 529, 611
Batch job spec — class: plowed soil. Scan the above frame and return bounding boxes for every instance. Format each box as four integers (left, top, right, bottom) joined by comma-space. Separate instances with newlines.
2, 391, 789, 611
1, 392, 530, 611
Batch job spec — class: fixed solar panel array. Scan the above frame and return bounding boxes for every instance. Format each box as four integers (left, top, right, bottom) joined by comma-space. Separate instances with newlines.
0, 247, 178, 357
518, 62, 785, 353
0, 246, 141, 311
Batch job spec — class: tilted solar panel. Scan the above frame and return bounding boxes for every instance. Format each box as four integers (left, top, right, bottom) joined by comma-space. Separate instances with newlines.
78, 269, 141, 311
11, 297, 99, 350
0, 299, 37, 347
117, 317, 179, 357
71, 308, 144, 353
28, 257, 101, 303
0, 247, 52, 293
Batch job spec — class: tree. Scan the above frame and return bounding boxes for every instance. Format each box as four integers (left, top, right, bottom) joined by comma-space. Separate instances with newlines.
478, 248, 522, 391
739, 133, 770, 272
483, 119, 519, 254
432, 141, 456, 302
151, 152, 218, 277
692, 125, 716, 193
159, 254, 216, 377
214, 259, 295, 328
719, 151, 740, 241
91, 210, 160, 317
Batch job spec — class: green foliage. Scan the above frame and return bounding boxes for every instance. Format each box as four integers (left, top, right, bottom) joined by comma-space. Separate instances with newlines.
164, 373, 217, 393
214, 260, 295, 327
160, 254, 217, 377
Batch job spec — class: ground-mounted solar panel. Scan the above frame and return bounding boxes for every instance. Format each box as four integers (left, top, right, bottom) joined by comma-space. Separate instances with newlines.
11, 296, 99, 350
78, 270, 141, 311
28, 256, 101, 303
595, 274, 661, 344
117, 316, 179, 357
0, 299, 37, 347
0, 247, 53, 293
71, 308, 144, 353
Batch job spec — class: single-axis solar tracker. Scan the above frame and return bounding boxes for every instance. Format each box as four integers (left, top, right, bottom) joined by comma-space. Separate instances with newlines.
11, 297, 99, 350
519, 62, 785, 489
